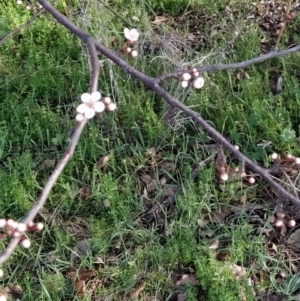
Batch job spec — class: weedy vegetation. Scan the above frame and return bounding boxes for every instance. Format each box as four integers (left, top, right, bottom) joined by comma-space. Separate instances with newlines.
1, 0, 300, 300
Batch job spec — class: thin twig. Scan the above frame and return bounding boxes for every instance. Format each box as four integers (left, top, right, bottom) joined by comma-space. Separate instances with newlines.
37, 0, 300, 205
0, 8, 46, 45
156, 44, 300, 83
0, 119, 87, 265
100, 1, 133, 28
282, 170, 298, 198
274, 0, 293, 51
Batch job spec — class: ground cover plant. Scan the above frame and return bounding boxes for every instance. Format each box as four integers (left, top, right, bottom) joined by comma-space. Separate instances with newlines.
2, 0, 300, 300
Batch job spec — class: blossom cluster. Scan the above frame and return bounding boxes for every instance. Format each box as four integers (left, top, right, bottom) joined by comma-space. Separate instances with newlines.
123, 28, 139, 58
216, 145, 256, 184
180, 68, 205, 89
0, 219, 44, 248
76, 92, 116, 121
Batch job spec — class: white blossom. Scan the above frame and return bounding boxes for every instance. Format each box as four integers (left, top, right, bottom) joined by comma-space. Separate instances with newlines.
76, 92, 105, 119
193, 77, 205, 89
124, 28, 139, 42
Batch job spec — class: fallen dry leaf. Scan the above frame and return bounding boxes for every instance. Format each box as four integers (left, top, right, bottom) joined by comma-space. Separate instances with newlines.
4, 285, 24, 300
96, 155, 110, 169
71, 239, 92, 263
228, 264, 246, 281
79, 186, 92, 200
68, 269, 95, 296
75, 279, 85, 296
152, 15, 170, 25
267, 241, 278, 254
94, 255, 105, 264
236, 70, 250, 80
146, 147, 156, 156
130, 282, 146, 298
145, 297, 161, 301
103, 199, 110, 207
216, 251, 231, 261
287, 228, 300, 252
177, 293, 187, 301
208, 240, 219, 250
107, 255, 120, 264
38, 159, 56, 171
176, 274, 199, 287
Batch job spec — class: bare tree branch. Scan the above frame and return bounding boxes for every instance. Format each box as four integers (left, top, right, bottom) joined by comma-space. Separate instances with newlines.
156, 45, 300, 83
1, 0, 299, 268
35, 0, 300, 204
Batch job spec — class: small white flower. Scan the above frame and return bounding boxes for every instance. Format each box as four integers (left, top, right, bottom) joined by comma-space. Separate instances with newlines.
124, 28, 139, 42
76, 92, 105, 119
17, 0, 22, 4
193, 77, 205, 89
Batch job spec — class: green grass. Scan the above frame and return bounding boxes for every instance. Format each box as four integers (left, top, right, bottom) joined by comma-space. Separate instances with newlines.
1, 0, 300, 300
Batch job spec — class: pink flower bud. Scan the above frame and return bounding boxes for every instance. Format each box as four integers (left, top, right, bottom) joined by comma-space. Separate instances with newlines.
131, 50, 138, 57
286, 220, 296, 228
0, 219, 6, 228
193, 71, 199, 78
220, 173, 229, 181
106, 103, 117, 112
7, 219, 18, 229
36, 223, 44, 231
13, 231, 22, 238
102, 97, 112, 105
248, 177, 255, 184
21, 239, 31, 248
275, 220, 284, 227
181, 80, 189, 88
182, 73, 191, 81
